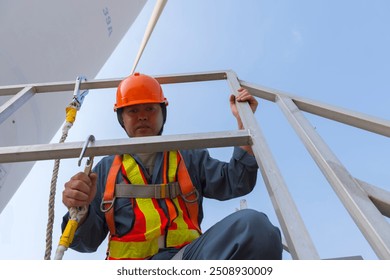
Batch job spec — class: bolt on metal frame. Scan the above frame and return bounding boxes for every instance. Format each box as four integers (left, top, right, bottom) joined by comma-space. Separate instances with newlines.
0, 70, 389, 259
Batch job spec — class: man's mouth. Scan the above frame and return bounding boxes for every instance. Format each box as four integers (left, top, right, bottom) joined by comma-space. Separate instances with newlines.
136, 125, 150, 130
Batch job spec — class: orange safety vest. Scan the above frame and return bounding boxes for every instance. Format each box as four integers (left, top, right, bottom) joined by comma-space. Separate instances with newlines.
102, 151, 201, 259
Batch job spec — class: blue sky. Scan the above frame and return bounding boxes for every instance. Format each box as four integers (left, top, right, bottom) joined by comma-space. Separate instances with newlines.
0, 0, 389, 260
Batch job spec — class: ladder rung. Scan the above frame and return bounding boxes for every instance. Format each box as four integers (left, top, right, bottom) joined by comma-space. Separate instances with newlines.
0, 130, 251, 163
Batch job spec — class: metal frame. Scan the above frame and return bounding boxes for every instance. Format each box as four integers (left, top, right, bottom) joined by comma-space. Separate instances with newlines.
275, 95, 390, 259
0, 130, 251, 163
239, 79, 390, 259
1, 70, 389, 259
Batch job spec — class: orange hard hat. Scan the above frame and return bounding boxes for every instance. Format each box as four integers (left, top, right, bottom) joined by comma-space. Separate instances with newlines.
114, 72, 168, 111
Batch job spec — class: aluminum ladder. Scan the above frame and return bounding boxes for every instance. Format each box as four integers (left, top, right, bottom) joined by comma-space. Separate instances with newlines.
1, 70, 389, 259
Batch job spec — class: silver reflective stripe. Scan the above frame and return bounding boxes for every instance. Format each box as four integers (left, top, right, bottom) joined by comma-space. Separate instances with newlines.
115, 182, 181, 199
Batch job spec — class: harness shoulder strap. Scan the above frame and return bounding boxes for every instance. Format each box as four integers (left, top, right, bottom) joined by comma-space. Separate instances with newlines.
177, 152, 201, 232
102, 155, 122, 236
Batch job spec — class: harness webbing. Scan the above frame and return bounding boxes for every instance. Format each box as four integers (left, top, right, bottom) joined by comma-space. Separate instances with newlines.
102, 152, 201, 238
103, 155, 123, 236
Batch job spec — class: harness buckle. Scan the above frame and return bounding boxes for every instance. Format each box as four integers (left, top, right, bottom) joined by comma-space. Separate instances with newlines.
166, 182, 181, 199
181, 188, 199, 203
100, 197, 116, 213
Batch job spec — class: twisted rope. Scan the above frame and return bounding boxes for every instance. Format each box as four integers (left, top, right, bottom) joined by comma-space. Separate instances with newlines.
53, 205, 87, 260
44, 106, 76, 260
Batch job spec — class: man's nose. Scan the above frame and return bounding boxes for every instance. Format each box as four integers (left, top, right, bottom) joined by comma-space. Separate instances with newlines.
137, 111, 148, 120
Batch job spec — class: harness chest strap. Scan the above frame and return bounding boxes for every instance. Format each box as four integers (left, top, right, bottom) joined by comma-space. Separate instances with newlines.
102, 153, 200, 236
115, 182, 181, 199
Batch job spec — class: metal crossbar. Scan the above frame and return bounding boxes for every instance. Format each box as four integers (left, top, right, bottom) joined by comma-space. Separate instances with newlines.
0, 130, 251, 163
0, 70, 389, 259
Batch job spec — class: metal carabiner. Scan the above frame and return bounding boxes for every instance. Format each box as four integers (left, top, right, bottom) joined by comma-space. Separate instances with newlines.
72, 76, 89, 110
78, 134, 95, 174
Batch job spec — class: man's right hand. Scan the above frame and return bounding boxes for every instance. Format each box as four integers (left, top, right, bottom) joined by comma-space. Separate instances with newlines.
62, 172, 97, 209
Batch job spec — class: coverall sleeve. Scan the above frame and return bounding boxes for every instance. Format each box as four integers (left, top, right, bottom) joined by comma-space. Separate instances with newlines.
183, 147, 259, 200
61, 157, 112, 253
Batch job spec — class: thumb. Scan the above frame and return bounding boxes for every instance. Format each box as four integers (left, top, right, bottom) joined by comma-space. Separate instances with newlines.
229, 94, 236, 104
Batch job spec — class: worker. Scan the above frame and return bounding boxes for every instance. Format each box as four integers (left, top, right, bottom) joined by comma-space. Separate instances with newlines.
61, 73, 282, 260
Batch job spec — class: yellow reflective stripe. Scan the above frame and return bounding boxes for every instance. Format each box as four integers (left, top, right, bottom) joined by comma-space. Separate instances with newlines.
123, 154, 145, 184
167, 229, 200, 248
136, 198, 162, 240
166, 197, 200, 247
123, 155, 162, 239
168, 151, 178, 182
109, 238, 159, 259
166, 152, 200, 247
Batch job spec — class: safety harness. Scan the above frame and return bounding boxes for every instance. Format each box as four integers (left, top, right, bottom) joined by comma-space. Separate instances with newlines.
101, 151, 201, 259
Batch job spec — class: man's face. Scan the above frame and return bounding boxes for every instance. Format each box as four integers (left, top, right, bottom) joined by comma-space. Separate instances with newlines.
121, 103, 163, 137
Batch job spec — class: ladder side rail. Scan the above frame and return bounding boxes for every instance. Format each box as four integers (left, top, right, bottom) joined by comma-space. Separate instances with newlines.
226, 71, 320, 260
240, 80, 390, 137
0, 130, 251, 163
0, 86, 36, 125
276, 95, 390, 259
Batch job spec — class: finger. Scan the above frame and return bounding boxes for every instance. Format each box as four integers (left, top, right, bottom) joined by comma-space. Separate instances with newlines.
89, 172, 98, 187
235, 91, 259, 113
63, 173, 95, 207
70, 172, 93, 186
235, 88, 250, 101
64, 179, 90, 197
62, 187, 89, 208
63, 195, 86, 208
229, 94, 236, 104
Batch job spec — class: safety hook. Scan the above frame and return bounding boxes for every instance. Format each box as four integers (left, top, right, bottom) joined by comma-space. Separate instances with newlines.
78, 134, 95, 174
72, 76, 89, 110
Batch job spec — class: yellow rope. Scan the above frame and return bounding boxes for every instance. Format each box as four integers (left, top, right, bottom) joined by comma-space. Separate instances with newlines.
65, 106, 77, 123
